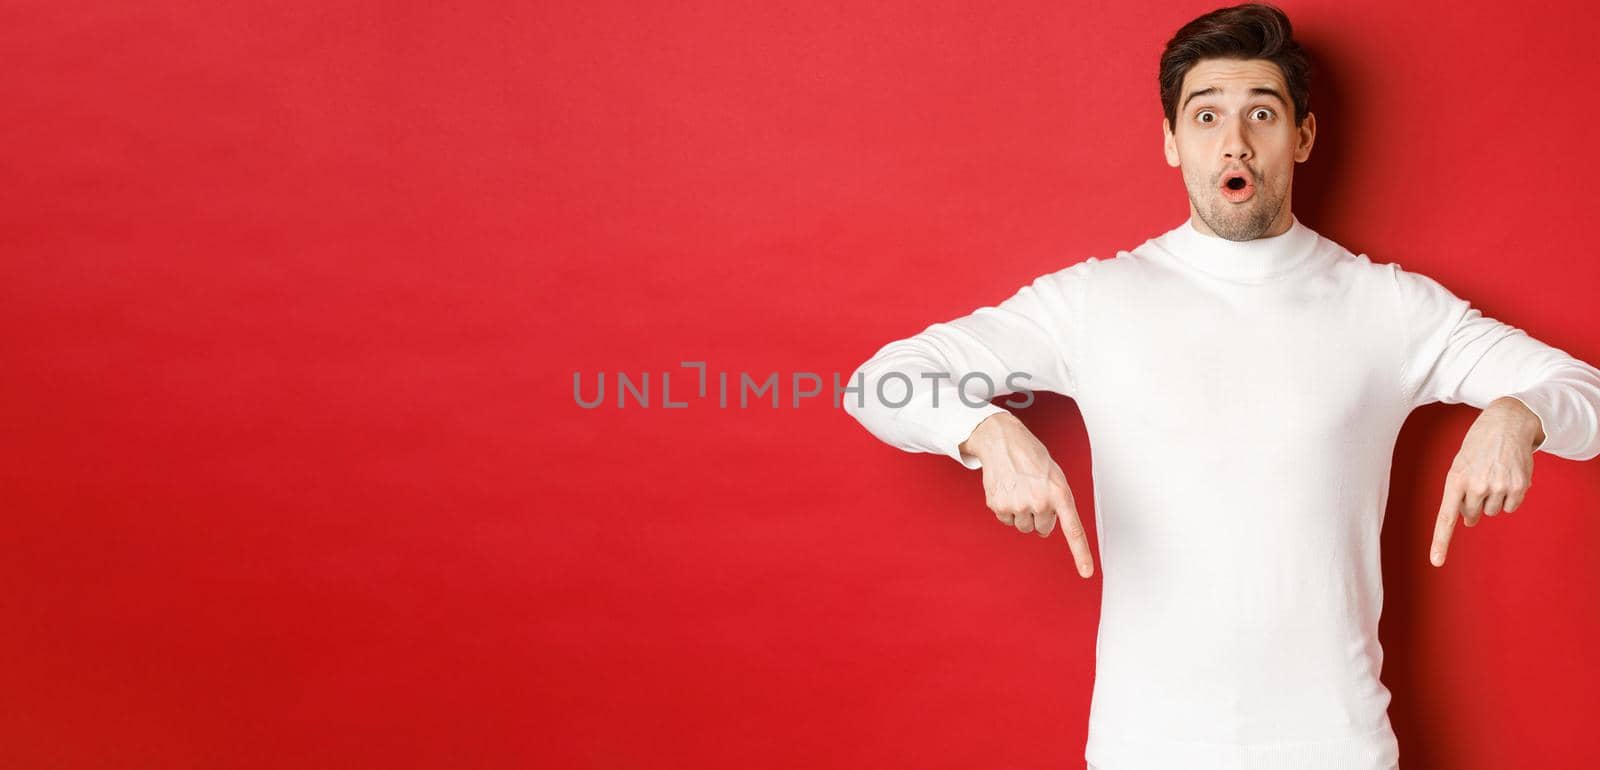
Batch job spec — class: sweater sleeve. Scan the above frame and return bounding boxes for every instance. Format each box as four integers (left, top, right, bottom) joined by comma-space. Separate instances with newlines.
842, 259, 1092, 470
1394, 263, 1600, 461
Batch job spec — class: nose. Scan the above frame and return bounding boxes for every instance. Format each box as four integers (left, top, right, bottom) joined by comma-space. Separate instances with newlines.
1223, 118, 1252, 163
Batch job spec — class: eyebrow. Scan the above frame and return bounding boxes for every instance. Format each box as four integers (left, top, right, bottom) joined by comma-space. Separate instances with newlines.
1181, 85, 1287, 112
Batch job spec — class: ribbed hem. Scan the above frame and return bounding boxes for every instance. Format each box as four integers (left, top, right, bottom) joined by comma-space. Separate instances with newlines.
1084, 720, 1398, 770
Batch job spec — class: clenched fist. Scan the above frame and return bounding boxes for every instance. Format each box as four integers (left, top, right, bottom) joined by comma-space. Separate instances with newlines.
959, 411, 1096, 578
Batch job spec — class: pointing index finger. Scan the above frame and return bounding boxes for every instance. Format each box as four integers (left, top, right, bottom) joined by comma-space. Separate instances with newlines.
1054, 488, 1095, 578
1431, 475, 1462, 567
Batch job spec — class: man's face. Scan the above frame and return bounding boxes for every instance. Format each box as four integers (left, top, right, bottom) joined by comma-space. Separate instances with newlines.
1163, 57, 1315, 240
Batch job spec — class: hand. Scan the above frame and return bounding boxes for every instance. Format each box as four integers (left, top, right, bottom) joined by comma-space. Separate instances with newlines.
960, 412, 1096, 578
1430, 396, 1542, 567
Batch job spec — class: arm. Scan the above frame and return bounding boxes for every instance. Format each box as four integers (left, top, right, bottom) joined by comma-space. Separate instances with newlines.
1397, 264, 1600, 461
842, 260, 1098, 576
1392, 263, 1600, 567
842, 259, 1092, 469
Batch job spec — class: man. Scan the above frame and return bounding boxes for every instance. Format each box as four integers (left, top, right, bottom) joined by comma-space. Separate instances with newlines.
841, 4, 1600, 769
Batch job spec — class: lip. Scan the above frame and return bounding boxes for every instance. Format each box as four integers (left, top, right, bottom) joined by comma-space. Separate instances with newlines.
1219, 169, 1256, 203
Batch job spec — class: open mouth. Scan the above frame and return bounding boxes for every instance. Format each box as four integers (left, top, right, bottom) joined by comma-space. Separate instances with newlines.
1220, 170, 1255, 202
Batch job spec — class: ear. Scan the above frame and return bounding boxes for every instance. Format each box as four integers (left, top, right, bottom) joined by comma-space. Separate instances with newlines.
1163, 117, 1179, 168
1294, 111, 1316, 163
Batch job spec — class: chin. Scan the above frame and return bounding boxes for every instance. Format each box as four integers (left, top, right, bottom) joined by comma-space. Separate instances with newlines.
1206, 200, 1278, 240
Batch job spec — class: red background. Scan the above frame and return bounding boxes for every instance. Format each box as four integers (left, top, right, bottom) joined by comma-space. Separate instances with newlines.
7, 1, 1599, 767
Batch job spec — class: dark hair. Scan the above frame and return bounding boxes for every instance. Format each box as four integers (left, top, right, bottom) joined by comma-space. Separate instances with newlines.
1159, 3, 1311, 129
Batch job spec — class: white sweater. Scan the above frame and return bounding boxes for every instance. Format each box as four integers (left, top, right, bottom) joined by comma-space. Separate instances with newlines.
842, 214, 1600, 770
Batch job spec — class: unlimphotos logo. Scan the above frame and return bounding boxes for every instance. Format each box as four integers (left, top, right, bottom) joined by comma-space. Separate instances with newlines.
573, 361, 1036, 410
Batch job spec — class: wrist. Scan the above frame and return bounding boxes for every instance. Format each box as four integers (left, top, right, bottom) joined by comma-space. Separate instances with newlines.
1491, 395, 1546, 449
961, 411, 1017, 458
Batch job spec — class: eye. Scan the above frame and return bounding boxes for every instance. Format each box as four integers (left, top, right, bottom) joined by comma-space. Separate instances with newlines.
1196, 110, 1217, 124
1251, 107, 1275, 121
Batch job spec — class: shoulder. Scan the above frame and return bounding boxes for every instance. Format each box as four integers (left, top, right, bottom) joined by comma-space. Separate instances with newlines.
1073, 243, 1158, 284
1336, 252, 1472, 349
1317, 239, 1462, 304
1022, 254, 1103, 294
1369, 258, 1464, 306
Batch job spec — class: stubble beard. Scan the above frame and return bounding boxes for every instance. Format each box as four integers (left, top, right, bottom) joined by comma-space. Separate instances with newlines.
1187, 171, 1286, 241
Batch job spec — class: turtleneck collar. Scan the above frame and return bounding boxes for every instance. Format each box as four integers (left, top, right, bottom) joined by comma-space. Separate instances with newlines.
1159, 213, 1320, 283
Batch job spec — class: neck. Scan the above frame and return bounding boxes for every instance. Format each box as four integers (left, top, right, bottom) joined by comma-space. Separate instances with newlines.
1161, 212, 1320, 283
